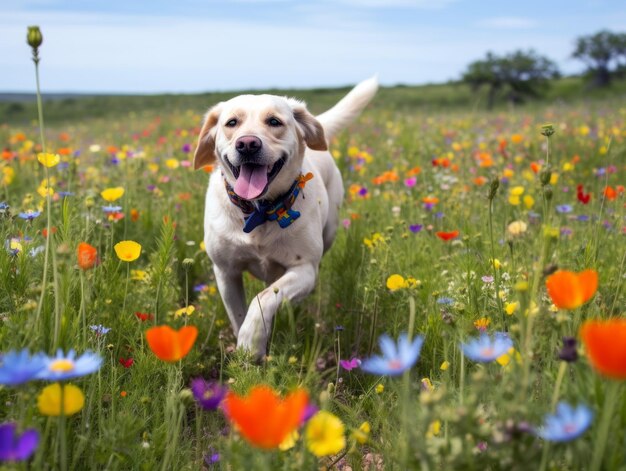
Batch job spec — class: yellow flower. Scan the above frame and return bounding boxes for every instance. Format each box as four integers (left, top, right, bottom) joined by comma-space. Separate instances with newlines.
440, 360, 450, 371
305, 411, 346, 457
131, 269, 148, 281
523, 195, 535, 209
37, 152, 60, 168
165, 158, 179, 169
497, 347, 522, 368
279, 430, 299, 451
101, 187, 125, 202
473, 317, 490, 331
504, 302, 519, 316
174, 305, 195, 317
351, 421, 371, 444
426, 420, 441, 438
386, 274, 407, 291
114, 240, 142, 262
508, 195, 521, 205
375, 383, 384, 394
509, 186, 525, 196
491, 258, 502, 270
37, 383, 84, 416
507, 221, 527, 236
2, 166, 15, 185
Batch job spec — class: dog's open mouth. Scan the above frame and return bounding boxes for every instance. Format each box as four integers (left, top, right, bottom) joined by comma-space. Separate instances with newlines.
228, 157, 285, 200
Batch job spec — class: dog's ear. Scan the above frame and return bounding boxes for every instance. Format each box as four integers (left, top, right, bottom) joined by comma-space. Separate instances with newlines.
194, 104, 223, 170
288, 99, 327, 151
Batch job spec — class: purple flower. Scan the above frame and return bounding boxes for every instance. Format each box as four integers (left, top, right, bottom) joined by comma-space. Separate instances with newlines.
182, 143, 192, 153
339, 358, 361, 371
555, 205, 572, 214
409, 224, 423, 233
0, 422, 39, 462
358, 187, 368, 197
481, 275, 494, 283
190, 379, 227, 410
204, 451, 220, 466
301, 403, 318, 423
102, 205, 122, 213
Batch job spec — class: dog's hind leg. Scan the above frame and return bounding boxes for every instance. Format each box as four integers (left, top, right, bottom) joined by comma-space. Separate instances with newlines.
213, 264, 247, 336
237, 263, 318, 358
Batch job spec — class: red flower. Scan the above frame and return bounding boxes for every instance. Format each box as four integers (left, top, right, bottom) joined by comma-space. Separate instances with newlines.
577, 185, 591, 205
436, 230, 459, 242
580, 319, 626, 380
77, 242, 98, 270
135, 312, 153, 322
119, 358, 134, 368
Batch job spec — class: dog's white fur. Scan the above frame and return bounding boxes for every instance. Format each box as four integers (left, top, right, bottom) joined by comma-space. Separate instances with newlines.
194, 77, 378, 357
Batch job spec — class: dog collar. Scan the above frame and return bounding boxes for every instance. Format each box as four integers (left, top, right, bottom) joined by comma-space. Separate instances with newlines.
224, 172, 314, 233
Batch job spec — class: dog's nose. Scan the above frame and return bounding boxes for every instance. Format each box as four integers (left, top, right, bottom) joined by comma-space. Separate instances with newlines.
235, 136, 262, 156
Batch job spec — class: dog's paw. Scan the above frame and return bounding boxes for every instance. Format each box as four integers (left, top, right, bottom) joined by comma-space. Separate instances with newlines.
236, 319, 268, 360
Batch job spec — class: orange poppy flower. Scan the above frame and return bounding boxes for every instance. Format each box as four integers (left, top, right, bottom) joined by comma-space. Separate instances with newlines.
604, 186, 617, 200
530, 162, 541, 174
545, 269, 598, 310
223, 385, 309, 449
436, 230, 459, 241
145, 325, 198, 362
77, 242, 98, 270
580, 319, 626, 379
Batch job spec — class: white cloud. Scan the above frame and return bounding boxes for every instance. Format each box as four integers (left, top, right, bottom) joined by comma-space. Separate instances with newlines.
477, 17, 539, 30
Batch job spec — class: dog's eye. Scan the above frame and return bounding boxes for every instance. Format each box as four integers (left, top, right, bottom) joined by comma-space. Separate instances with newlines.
267, 117, 283, 127
225, 118, 238, 127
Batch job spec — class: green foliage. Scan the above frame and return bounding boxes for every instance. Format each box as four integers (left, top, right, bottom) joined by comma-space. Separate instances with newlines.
1, 88, 625, 470
462, 50, 560, 109
572, 29, 626, 87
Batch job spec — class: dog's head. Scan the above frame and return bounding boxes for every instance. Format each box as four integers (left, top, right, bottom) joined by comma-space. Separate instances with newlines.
193, 94, 327, 200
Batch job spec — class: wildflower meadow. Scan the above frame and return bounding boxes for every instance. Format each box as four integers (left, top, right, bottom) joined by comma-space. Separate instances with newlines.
1, 27, 626, 470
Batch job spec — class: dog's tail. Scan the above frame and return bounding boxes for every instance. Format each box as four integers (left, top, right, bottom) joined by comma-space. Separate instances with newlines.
316, 76, 378, 141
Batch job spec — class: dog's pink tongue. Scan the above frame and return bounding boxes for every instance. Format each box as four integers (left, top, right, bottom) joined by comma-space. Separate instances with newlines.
234, 164, 268, 200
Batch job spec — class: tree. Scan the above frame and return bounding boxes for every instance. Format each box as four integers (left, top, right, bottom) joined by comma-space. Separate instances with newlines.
462, 50, 560, 109
572, 30, 626, 87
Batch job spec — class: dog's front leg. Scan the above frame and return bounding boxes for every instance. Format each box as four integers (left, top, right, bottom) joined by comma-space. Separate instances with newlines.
237, 263, 317, 358
213, 264, 247, 336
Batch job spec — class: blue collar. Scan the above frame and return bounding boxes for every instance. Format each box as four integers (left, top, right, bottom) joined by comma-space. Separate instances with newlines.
224, 173, 314, 233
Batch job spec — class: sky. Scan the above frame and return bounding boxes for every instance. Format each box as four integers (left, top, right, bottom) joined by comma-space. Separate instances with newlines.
1, 0, 625, 94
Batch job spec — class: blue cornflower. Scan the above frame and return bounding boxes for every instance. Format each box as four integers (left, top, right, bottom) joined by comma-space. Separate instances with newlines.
0, 350, 47, 386
36, 349, 102, 381
102, 205, 122, 213
577, 215, 590, 222
436, 297, 454, 305
89, 325, 111, 336
0, 422, 39, 462
361, 333, 424, 376
17, 210, 41, 221
534, 403, 593, 442
461, 332, 513, 363
57, 191, 74, 197
0, 202, 9, 211
555, 204, 573, 214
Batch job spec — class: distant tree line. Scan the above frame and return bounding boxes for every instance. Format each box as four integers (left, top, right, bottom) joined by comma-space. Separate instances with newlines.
462, 30, 626, 108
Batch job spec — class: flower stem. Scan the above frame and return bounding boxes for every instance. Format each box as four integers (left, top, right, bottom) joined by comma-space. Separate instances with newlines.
59, 384, 67, 471
122, 262, 130, 315
590, 381, 621, 471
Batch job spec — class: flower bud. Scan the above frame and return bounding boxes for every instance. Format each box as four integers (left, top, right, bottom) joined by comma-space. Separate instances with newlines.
488, 178, 499, 201
544, 186, 553, 201
27, 26, 43, 49
540, 123, 555, 137
540, 165, 552, 186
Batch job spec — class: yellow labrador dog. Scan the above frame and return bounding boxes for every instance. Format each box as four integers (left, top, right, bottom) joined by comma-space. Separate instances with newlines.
194, 77, 378, 357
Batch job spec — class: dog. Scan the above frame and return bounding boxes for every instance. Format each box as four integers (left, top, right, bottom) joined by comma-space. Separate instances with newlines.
193, 77, 378, 358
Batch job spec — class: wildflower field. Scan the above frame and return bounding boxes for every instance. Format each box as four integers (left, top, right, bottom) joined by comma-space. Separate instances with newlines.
1, 55, 626, 469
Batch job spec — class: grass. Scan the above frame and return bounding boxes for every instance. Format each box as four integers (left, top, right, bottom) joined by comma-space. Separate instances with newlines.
0, 79, 625, 470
